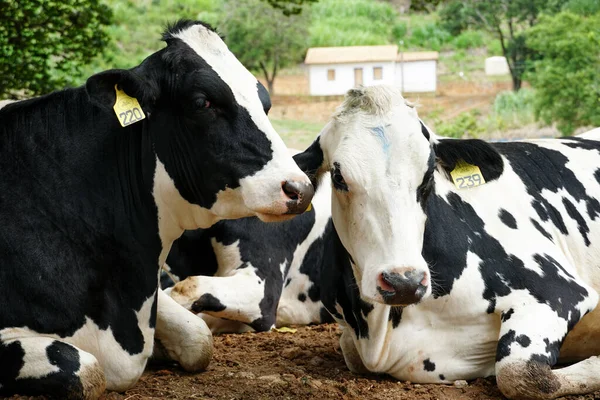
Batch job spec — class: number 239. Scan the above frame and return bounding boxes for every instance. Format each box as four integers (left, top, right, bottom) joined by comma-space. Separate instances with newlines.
456, 174, 483, 189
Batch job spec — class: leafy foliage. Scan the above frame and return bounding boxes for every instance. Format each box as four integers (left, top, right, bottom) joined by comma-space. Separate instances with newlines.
309, 0, 398, 47
438, 0, 566, 91
0, 0, 112, 97
526, 12, 600, 135
562, 0, 600, 15
216, 0, 310, 94
261, 0, 318, 15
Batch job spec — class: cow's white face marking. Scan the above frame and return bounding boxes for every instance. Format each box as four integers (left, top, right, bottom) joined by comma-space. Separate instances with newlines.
172, 24, 311, 222
320, 86, 432, 305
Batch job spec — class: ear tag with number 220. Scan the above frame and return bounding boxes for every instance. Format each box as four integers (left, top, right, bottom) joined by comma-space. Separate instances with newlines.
113, 85, 146, 127
450, 159, 486, 189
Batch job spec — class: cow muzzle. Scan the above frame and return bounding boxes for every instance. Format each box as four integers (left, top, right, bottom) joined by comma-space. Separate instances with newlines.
376, 267, 429, 305
282, 179, 315, 214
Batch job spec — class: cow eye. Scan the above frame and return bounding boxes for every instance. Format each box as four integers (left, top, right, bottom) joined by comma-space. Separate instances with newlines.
196, 98, 211, 109
331, 165, 348, 191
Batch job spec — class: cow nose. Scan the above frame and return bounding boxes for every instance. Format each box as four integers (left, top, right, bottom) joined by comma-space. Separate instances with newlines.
282, 180, 315, 214
377, 268, 428, 305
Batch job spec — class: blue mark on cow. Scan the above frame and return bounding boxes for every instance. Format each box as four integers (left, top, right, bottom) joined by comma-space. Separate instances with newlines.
371, 126, 390, 157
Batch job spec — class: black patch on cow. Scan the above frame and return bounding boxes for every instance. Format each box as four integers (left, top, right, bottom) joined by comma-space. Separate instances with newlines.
389, 306, 403, 328
561, 136, 600, 151
529, 338, 563, 367
501, 308, 514, 322
298, 293, 307, 302
192, 293, 227, 313
319, 307, 335, 323
165, 229, 218, 288
294, 137, 324, 189
299, 220, 334, 302
433, 139, 504, 183
417, 151, 435, 208
499, 209, 517, 229
424, 189, 588, 327
420, 120, 430, 140
0, 340, 85, 398
497, 140, 600, 226
319, 223, 373, 339
0, 340, 25, 385
530, 218, 553, 241
285, 278, 292, 287
423, 358, 436, 372
516, 334, 531, 348
257, 81, 271, 114
439, 374, 446, 380
562, 197, 591, 246
595, 168, 600, 185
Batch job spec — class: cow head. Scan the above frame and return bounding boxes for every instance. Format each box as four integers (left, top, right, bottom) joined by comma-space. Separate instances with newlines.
294, 85, 434, 306
86, 20, 313, 230
295, 85, 505, 307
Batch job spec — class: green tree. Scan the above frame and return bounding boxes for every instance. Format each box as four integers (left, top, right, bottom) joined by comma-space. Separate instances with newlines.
217, 0, 310, 94
0, 0, 112, 98
262, 0, 318, 15
438, 0, 565, 91
526, 12, 600, 135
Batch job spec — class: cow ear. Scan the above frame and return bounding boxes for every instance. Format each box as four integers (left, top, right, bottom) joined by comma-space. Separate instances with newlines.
433, 138, 504, 182
294, 136, 327, 189
85, 69, 159, 114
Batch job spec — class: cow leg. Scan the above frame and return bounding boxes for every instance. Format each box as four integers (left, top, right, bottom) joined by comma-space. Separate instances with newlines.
495, 308, 600, 399
339, 326, 369, 375
0, 336, 105, 400
153, 289, 213, 372
169, 268, 277, 331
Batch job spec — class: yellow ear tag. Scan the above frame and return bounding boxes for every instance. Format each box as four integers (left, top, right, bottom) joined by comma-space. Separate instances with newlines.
450, 159, 486, 189
113, 85, 146, 127
304, 203, 313, 213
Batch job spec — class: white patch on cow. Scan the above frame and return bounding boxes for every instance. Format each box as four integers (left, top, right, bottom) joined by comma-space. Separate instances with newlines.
211, 239, 244, 276
172, 24, 311, 219
16, 340, 61, 379
169, 263, 265, 325
278, 174, 332, 326
1, 294, 156, 391
154, 289, 212, 372
576, 127, 600, 140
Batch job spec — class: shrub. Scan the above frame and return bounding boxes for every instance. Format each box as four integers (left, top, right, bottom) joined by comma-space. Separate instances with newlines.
452, 30, 484, 50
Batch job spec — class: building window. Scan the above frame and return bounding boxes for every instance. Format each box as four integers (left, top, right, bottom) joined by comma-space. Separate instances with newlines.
327, 69, 335, 81
373, 67, 383, 80
354, 68, 363, 85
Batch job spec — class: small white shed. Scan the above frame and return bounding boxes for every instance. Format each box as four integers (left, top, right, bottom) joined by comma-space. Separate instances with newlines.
485, 56, 510, 76
304, 45, 438, 96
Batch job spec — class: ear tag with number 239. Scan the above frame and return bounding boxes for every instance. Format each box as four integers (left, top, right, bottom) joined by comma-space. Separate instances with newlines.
450, 159, 486, 189
113, 85, 146, 127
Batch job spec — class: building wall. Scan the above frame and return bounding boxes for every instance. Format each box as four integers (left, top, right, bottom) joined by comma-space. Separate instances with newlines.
394, 60, 437, 93
308, 62, 395, 96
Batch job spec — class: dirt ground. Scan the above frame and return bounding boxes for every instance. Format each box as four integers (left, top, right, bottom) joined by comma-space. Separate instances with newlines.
7, 324, 600, 400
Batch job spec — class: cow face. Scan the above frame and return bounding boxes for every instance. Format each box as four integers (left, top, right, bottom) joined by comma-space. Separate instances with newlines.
295, 86, 433, 306
86, 20, 313, 229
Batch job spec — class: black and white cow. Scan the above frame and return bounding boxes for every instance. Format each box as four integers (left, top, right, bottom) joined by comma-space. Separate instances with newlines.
165, 173, 333, 333
293, 84, 600, 399
0, 20, 313, 399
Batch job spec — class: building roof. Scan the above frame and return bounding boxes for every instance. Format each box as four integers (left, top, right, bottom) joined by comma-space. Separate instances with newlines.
396, 51, 439, 62
305, 45, 398, 65
304, 46, 439, 65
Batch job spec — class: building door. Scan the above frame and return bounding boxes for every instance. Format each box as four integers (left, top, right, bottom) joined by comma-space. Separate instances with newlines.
354, 68, 363, 86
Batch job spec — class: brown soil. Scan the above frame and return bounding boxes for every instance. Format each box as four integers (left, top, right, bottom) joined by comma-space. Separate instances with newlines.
7, 324, 600, 400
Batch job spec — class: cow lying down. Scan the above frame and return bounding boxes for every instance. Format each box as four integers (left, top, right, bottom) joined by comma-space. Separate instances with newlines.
0, 20, 313, 399
288, 85, 600, 399
165, 172, 334, 333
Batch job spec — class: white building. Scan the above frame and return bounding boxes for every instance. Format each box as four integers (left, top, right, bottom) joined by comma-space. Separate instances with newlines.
485, 56, 510, 76
304, 45, 438, 96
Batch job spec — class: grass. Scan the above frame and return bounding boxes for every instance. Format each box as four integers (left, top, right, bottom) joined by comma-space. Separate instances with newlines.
271, 118, 323, 149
